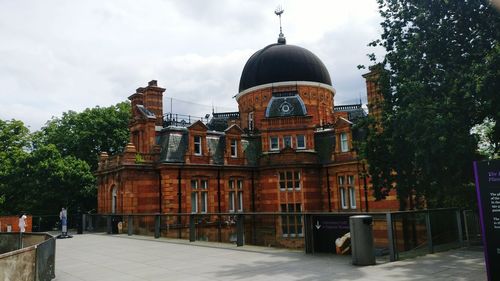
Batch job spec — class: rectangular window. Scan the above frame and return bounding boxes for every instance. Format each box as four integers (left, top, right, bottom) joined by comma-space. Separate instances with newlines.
191, 179, 208, 213
228, 180, 235, 212
283, 136, 292, 148
279, 170, 301, 191
340, 132, 349, 152
270, 136, 279, 151
201, 192, 207, 213
194, 136, 202, 155
281, 203, 303, 237
230, 139, 237, 157
296, 135, 306, 149
237, 179, 243, 212
279, 172, 286, 189
348, 175, 356, 209
229, 179, 243, 212
248, 112, 254, 131
339, 176, 347, 209
191, 192, 198, 213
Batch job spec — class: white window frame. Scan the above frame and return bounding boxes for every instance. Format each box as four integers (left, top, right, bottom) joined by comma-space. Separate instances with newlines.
194, 136, 202, 155
339, 176, 348, 209
192, 179, 208, 213
340, 132, 349, 152
270, 136, 279, 151
340, 188, 347, 209
296, 135, 306, 149
228, 180, 235, 212
201, 179, 208, 213
279, 170, 301, 191
230, 139, 237, 158
348, 176, 356, 209
237, 179, 243, 212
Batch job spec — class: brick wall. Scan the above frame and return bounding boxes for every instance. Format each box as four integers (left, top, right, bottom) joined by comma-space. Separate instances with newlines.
0, 216, 32, 232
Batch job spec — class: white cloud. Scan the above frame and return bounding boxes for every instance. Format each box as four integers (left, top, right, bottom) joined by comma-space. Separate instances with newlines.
0, 0, 384, 131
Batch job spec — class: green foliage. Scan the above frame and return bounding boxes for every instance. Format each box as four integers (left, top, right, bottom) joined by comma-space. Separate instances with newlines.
0, 101, 131, 215
37, 101, 131, 171
362, 0, 500, 210
135, 153, 144, 164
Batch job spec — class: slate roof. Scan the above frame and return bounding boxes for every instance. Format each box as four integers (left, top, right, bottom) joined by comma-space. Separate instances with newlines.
239, 43, 332, 93
158, 127, 188, 162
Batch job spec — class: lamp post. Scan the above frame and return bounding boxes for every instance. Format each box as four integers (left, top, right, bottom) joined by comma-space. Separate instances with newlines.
356, 155, 369, 212
362, 162, 369, 212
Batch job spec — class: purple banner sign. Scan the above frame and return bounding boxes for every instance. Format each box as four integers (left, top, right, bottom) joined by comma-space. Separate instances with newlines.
473, 160, 500, 281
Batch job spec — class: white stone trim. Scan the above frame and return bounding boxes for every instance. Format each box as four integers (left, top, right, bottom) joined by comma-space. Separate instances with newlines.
234, 81, 336, 101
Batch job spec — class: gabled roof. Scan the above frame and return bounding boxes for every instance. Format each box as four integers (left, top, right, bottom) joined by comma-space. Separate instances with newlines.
335, 116, 353, 127
188, 120, 208, 131
224, 124, 244, 135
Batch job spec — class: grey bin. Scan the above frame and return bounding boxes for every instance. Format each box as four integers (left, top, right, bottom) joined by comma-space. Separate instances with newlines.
349, 215, 376, 266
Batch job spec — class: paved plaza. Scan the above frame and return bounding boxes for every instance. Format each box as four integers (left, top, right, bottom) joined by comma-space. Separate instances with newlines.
54, 233, 486, 281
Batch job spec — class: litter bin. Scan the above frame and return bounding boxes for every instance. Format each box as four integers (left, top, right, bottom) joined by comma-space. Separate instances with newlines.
350, 215, 375, 265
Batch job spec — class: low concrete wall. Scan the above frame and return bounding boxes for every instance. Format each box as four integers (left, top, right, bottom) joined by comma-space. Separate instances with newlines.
0, 246, 36, 281
0, 233, 55, 281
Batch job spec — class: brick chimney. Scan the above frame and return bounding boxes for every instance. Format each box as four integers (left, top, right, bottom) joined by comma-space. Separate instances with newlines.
362, 64, 384, 122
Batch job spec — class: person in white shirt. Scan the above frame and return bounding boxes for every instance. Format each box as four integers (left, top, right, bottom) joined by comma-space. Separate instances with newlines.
18, 214, 27, 232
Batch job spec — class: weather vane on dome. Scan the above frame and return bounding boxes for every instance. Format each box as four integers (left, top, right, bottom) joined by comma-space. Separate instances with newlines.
274, 5, 286, 44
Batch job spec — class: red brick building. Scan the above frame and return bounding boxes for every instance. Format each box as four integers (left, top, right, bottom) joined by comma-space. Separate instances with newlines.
96, 37, 399, 244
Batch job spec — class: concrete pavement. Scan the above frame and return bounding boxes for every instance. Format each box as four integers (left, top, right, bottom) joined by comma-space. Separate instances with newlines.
54, 233, 486, 281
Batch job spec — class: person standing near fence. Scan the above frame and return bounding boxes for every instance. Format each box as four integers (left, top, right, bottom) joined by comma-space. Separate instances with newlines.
18, 214, 27, 232
60, 207, 68, 237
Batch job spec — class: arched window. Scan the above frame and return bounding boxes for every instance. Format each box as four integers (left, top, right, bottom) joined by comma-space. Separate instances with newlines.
111, 186, 118, 214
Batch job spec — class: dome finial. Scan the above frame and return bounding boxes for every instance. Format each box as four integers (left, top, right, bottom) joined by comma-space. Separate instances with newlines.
274, 6, 286, 44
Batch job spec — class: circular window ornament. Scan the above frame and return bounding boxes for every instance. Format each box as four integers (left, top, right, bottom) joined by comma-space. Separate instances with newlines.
279, 101, 294, 115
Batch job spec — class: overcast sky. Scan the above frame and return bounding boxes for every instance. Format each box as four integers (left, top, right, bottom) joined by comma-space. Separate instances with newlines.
0, 0, 384, 131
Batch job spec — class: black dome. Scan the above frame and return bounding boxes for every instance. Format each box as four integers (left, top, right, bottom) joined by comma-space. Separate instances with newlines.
238, 43, 332, 93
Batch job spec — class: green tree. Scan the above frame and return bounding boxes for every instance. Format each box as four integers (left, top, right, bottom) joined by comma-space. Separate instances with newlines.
0, 119, 31, 213
37, 101, 131, 171
4, 144, 95, 215
362, 0, 500, 210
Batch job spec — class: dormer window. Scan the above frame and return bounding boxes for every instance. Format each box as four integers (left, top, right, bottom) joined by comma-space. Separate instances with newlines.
230, 139, 237, 157
194, 136, 202, 155
340, 132, 349, 152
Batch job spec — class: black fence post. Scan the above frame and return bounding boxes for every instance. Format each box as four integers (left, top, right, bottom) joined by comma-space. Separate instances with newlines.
106, 216, 112, 234
128, 215, 133, 236
189, 214, 196, 242
155, 215, 161, 239
304, 214, 313, 254
236, 214, 244, 247
455, 209, 464, 246
425, 211, 434, 254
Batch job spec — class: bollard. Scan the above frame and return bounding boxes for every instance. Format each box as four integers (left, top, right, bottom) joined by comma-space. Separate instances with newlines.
128, 216, 133, 236
107, 216, 112, 234
155, 215, 161, 239
189, 214, 196, 242
236, 214, 244, 247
